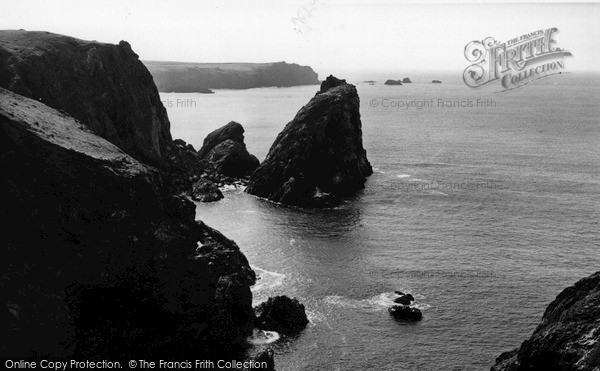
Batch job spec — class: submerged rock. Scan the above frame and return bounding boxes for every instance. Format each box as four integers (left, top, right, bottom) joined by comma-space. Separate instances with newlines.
254, 296, 309, 335
191, 179, 224, 202
198, 122, 259, 177
491, 271, 600, 371
246, 75, 373, 207
388, 305, 423, 322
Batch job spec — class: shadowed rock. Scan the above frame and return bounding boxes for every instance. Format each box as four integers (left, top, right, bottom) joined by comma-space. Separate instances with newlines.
198, 122, 259, 177
388, 305, 423, 322
384, 79, 403, 85
0, 30, 171, 167
246, 75, 372, 207
255, 296, 309, 335
491, 271, 600, 371
191, 179, 224, 202
1, 87, 255, 358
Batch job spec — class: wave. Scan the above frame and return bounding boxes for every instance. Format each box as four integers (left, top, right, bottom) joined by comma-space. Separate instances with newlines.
251, 266, 286, 293
246, 329, 281, 345
324, 292, 429, 312
397, 174, 411, 178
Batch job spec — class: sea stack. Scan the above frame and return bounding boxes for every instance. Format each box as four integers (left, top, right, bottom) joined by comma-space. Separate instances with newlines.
491, 271, 600, 371
198, 121, 259, 178
246, 75, 373, 207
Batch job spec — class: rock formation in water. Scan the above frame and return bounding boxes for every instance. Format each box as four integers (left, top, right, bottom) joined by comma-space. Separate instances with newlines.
388, 305, 423, 321
198, 121, 259, 178
144, 60, 319, 92
432, 80, 442, 84
491, 271, 600, 371
0, 30, 172, 167
402, 77, 412, 83
191, 179, 224, 202
246, 75, 373, 207
254, 296, 309, 336
1, 87, 256, 359
384, 79, 403, 85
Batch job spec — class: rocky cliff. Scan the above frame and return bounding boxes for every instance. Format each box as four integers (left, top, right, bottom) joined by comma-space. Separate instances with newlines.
246, 75, 373, 207
1, 86, 255, 359
144, 61, 319, 92
0, 30, 171, 167
491, 271, 600, 371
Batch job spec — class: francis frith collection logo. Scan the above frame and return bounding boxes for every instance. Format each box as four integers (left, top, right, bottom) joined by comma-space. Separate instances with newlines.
463, 28, 572, 91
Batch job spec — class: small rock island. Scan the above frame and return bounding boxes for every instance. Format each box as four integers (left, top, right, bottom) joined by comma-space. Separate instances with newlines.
246, 75, 373, 207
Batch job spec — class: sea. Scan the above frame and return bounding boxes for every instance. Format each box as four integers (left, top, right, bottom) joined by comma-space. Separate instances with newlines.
160, 71, 600, 371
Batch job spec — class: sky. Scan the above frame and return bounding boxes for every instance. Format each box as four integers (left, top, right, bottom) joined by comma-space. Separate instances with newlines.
1, 0, 599, 76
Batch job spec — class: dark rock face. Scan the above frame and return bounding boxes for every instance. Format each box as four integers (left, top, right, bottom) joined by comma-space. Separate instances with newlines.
384, 79, 403, 85
164, 138, 209, 193
198, 121, 246, 158
0, 88, 255, 358
255, 296, 309, 335
402, 77, 412, 83
205, 139, 260, 178
319, 75, 347, 93
388, 305, 423, 322
394, 293, 414, 305
0, 30, 171, 167
198, 122, 259, 177
491, 271, 600, 371
144, 61, 319, 92
246, 75, 373, 207
191, 179, 224, 202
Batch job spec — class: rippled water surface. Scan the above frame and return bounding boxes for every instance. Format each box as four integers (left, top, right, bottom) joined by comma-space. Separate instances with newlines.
162, 72, 600, 370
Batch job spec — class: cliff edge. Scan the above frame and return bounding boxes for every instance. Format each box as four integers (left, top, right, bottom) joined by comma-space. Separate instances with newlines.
0, 30, 172, 167
1, 86, 255, 358
491, 271, 600, 371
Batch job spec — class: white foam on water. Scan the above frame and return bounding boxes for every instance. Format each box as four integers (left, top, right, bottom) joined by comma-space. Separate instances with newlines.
397, 174, 411, 178
251, 266, 286, 292
305, 309, 327, 326
246, 329, 281, 345
324, 292, 429, 312
219, 184, 237, 192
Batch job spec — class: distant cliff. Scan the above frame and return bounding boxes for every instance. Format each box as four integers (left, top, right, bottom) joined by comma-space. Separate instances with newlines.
492, 271, 600, 371
144, 61, 319, 91
0, 30, 171, 167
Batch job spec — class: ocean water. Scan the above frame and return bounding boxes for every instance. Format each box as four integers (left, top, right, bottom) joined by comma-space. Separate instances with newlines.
161, 72, 600, 371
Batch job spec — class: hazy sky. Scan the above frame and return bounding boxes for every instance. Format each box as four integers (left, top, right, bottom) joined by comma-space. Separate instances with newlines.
2, 1, 599, 76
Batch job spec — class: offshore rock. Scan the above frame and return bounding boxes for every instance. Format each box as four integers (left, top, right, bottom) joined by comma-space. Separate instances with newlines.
198, 122, 259, 177
246, 75, 372, 207
388, 305, 423, 322
254, 296, 309, 336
